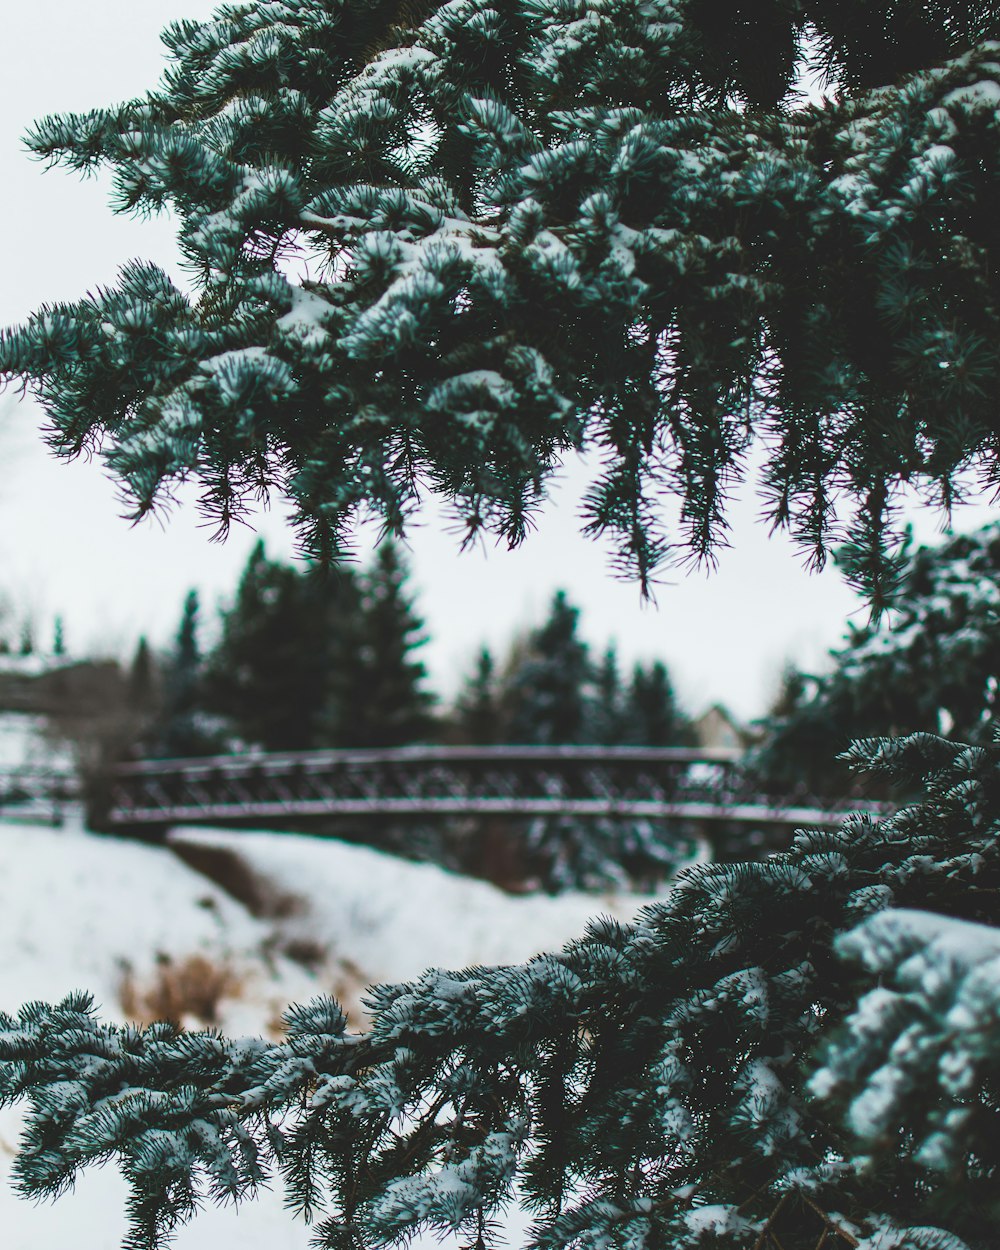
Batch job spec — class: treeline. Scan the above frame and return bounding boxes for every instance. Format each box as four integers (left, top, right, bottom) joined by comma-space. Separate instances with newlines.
140, 541, 695, 760
146, 539, 433, 758
107, 541, 699, 893
455, 591, 694, 749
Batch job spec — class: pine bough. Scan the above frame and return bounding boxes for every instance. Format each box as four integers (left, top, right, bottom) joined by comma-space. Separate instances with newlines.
3, 1, 1000, 599
3, 732, 1000, 1249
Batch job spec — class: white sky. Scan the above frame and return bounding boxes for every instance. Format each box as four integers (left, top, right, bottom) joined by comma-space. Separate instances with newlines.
0, 1, 994, 720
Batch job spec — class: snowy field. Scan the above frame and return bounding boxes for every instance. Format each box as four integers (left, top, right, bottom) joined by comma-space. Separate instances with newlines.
0, 818, 686, 1248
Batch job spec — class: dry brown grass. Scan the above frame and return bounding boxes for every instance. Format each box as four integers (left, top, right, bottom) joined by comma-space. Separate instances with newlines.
119, 953, 240, 1029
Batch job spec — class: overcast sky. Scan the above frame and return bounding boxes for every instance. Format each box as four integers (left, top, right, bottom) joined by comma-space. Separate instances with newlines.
0, 1, 994, 720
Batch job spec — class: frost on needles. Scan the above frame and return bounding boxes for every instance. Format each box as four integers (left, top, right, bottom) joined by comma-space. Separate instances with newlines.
4, 733, 1000, 1249
5, 2, 1000, 1249
3, 0, 1000, 599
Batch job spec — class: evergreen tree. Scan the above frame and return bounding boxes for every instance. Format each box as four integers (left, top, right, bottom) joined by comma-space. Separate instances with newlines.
6, 733, 999, 1250
5, 4, 1000, 1250
454, 646, 500, 744
588, 645, 629, 745
151, 589, 219, 757
499, 603, 694, 890
624, 659, 693, 746
8, 1, 1000, 602
52, 615, 65, 657
753, 523, 1000, 797
507, 591, 592, 745
205, 539, 353, 751
201, 539, 430, 752
127, 636, 158, 717
323, 541, 435, 748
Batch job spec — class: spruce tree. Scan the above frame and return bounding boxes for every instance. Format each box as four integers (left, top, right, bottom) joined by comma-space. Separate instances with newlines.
127, 637, 158, 718
588, 645, 629, 745
52, 615, 66, 658
6, 0, 1000, 602
18, 620, 34, 657
151, 589, 219, 757
753, 522, 1000, 797
501, 591, 592, 888
507, 590, 592, 746
324, 540, 434, 748
624, 659, 693, 747
205, 538, 350, 750
454, 646, 501, 744
3, 4, 1000, 1249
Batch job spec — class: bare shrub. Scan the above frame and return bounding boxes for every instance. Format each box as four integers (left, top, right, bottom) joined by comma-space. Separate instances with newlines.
119, 952, 240, 1028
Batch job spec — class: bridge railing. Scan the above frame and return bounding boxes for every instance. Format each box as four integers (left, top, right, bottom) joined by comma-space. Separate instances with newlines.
0, 765, 79, 825
104, 745, 890, 829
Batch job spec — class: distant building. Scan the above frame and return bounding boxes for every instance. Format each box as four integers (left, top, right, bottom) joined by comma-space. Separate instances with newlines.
0, 655, 123, 719
692, 703, 754, 751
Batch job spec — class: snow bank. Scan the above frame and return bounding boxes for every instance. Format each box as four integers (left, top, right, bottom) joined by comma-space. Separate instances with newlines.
0, 821, 681, 1248
0, 822, 320, 1250
0, 823, 313, 1022
168, 825, 680, 992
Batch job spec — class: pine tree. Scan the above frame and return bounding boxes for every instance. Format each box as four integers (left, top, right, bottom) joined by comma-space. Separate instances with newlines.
454, 646, 501, 744
127, 636, 158, 717
753, 522, 1000, 797
151, 589, 219, 757
7, 1, 1000, 602
506, 591, 592, 745
498, 602, 694, 890
205, 539, 351, 751
203, 539, 431, 752
323, 541, 435, 748
6, 733, 999, 1250
588, 645, 629, 745
18, 619, 34, 657
624, 659, 693, 746
4, 4, 1000, 1249
52, 615, 66, 658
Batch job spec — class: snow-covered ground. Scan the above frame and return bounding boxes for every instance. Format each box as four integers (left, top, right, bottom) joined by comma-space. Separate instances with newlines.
0, 710, 75, 772
0, 819, 686, 1249
168, 825, 674, 1019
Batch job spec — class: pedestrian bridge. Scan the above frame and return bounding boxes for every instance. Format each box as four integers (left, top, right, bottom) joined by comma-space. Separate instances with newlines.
103, 745, 888, 830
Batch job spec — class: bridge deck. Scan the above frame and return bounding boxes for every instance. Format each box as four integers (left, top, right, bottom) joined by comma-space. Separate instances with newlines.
105, 746, 889, 830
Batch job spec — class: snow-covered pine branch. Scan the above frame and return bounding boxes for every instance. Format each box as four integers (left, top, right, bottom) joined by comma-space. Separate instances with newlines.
4, 733, 1000, 1248
3, 2, 1000, 594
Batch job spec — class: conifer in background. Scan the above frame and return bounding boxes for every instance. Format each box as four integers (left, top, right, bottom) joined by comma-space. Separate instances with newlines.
506, 591, 591, 746
151, 589, 219, 758
484, 598, 695, 890
205, 540, 349, 751
624, 658, 694, 747
127, 637, 158, 720
753, 522, 1000, 798
188, 540, 431, 753
326, 541, 435, 749
17, 620, 33, 657
502, 592, 594, 888
454, 646, 500, 744
588, 645, 629, 745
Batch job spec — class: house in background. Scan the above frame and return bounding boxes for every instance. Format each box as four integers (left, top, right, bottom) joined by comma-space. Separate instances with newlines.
692, 703, 754, 751
0, 653, 131, 778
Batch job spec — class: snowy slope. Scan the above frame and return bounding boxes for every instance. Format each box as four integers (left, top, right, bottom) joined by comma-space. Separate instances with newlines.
0, 822, 687, 1248
0, 823, 315, 1019
0, 821, 320, 1248
168, 825, 678, 1016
